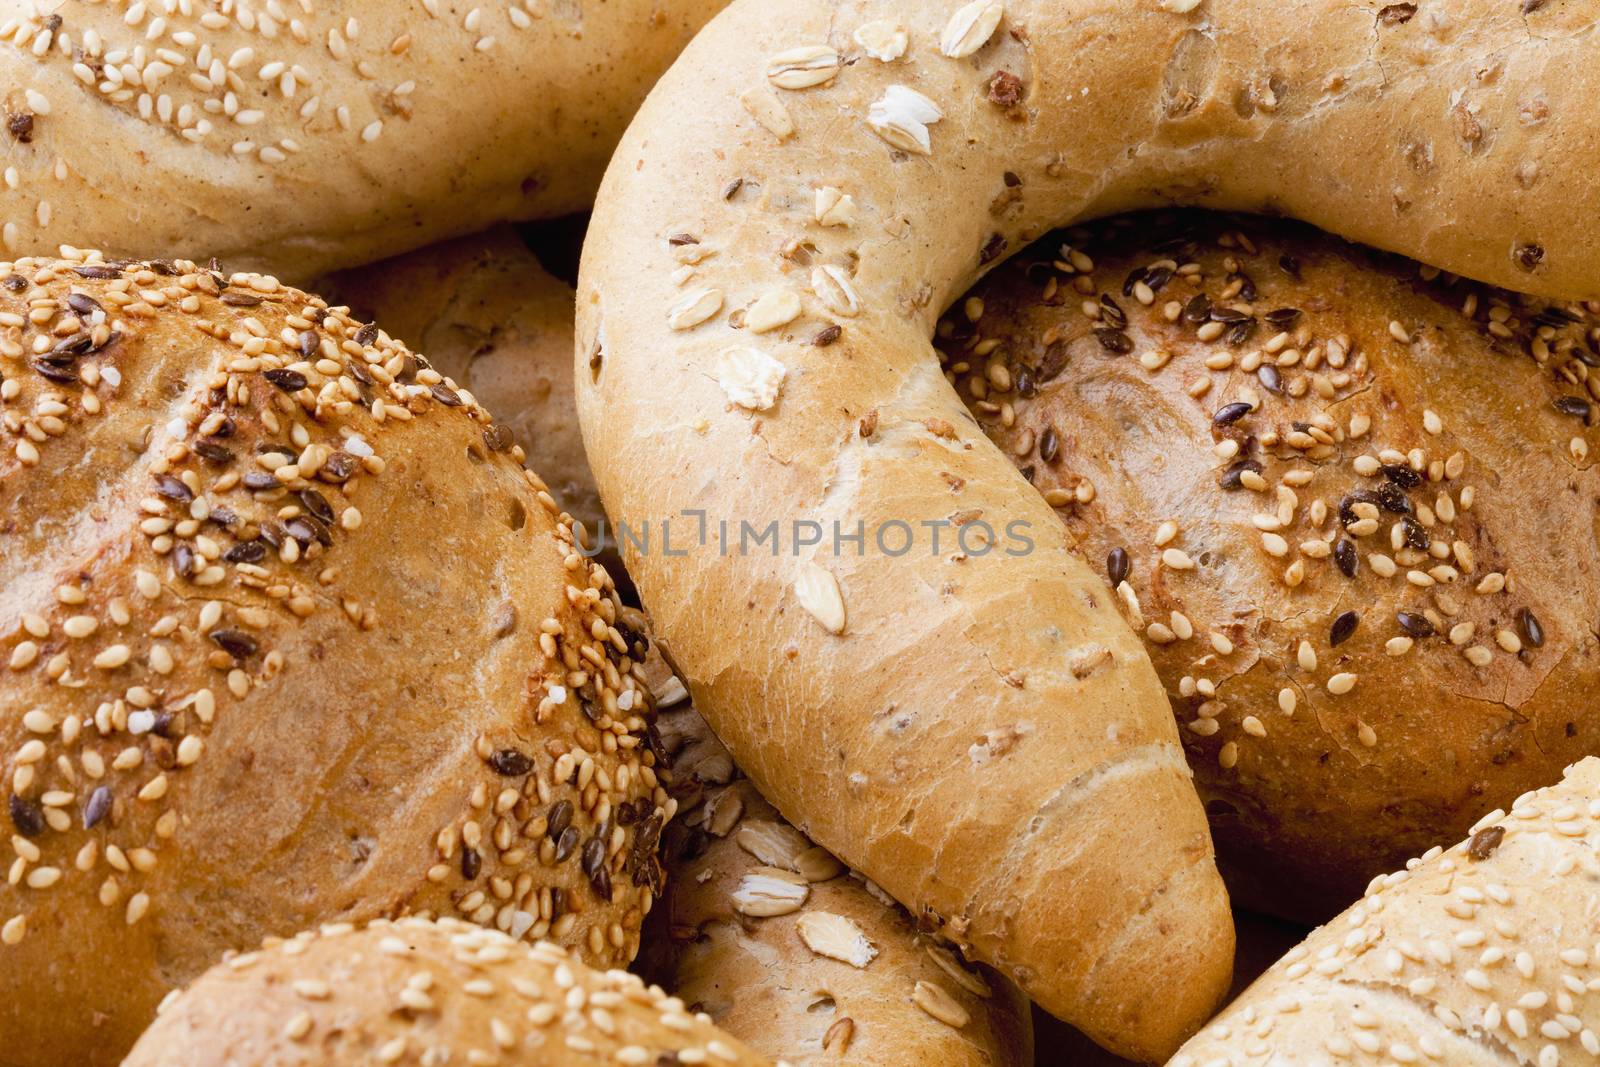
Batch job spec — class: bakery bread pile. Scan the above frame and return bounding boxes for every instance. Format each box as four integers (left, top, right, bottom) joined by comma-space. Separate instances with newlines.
1, 0, 1599, 1065
935, 211, 1599, 919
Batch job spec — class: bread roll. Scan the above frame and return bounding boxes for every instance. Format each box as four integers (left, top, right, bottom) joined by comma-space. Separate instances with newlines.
640, 692, 1033, 1065
123, 916, 773, 1067
321, 228, 604, 564
1034, 910, 1308, 1067
0, 251, 665, 1064
1172, 757, 1600, 1067
937, 211, 1600, 920
0, 0, 725, 277
576, 1, 1600, 1055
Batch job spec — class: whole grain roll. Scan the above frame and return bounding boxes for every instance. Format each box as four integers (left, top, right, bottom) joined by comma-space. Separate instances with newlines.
639, 688, 1033, 1066
321, 228, 605, 565
123, 917, 774, 1067
0, 0, 726, 277
0, 251, 667, 1064
938, 211, 1600, 919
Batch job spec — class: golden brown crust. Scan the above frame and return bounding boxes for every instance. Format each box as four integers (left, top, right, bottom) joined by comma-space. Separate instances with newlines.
0, 253, 666, 1065
1034, 910, 1310, 1067
938, 211, 1600, 921
1172, 757, 1600, 1067
321, 228, 606, 561
641, 700, 1033, 1066
576, 2, 1600, 1056
123, 917, 773, 1067
0, 0, 726, 278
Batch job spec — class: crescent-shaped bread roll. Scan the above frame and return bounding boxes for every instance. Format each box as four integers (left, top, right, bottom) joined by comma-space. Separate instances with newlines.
0, 0, 726, 276
639, 688, 1033, 1065
576, 0, 1597, 1056
0, 250, 665, 1063
122, 917, 775, 1067
934, 210, 1600, 920
1172, 757, 1600, 1067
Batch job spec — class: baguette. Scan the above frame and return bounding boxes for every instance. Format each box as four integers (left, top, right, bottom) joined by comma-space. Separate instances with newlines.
641, 688, 1033, 1065
0, 250, 665, 1064
1171, 757, 1600, 1067
0, 0, 726, 277
577, 0, 1599, 1057
122, 917, 774, 1067
936, 209, 1600, 920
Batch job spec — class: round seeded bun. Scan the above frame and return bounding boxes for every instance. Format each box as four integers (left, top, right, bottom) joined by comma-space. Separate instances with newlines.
122, 916, 773, 1067
0, 252, 667, 1064
1171, 757, 1600, 1067
638, 686, 1033, 1066
0, 0, 726, 278
320, 228, 607, 571
937, 211, 1600, 920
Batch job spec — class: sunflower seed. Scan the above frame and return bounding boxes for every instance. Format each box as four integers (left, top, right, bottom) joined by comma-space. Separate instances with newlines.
714, 347, 786, 411
940, 0, 1003, 58
766, 45, 841, 90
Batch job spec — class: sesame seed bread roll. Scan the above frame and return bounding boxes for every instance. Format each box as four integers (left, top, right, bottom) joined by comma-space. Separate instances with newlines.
1170, 757, 1600, 1067
939, 211, 1600, 922
577, 1, 1600, 1057
639, 697, 1033, 1065
0, 252, 668, 1065
321, 229, 607, 570
122, 917, 775, 1067
0, 0, 727, 278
